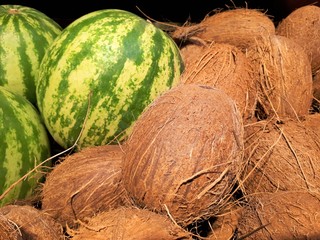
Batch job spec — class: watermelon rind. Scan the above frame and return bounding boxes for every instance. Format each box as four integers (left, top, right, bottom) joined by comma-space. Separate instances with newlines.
0, 4, 62, 105
0, 86, 51, 206
36, 9, 184, 149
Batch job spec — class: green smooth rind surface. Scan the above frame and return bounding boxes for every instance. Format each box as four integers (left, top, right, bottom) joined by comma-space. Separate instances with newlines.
36, 9, 184, 149
0, 86, 51, 206
0, 4, 62, 104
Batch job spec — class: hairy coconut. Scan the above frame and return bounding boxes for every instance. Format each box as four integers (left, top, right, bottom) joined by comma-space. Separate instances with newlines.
205, 199, 242, 240
171, 8, 275, 50
41, 144, 129, 228
237, 191, 320, 239
0, 204, 63, 240
68, 207, 192, 239
122, 84, 244, 227
180, 42, 258, 122
313, 69, 320, 100
0, 214, 22, 240
241, 114, 320, 195
276, 5, 320, 74
247, 34, 313, 120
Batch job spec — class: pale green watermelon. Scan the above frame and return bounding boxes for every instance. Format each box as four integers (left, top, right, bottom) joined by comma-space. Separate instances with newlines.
0, 4, 62, 105
36, 9, 184, 149
0, 86, 51, 206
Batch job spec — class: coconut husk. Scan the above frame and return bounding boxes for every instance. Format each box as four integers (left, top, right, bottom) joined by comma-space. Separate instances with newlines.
240, 114, 320, 196
68, 206, 193, 240
237, 191, 320, 239
122, 84, 245, 227
247, 34, 313, 120
41, 144, 130, 228
170, 8, 275, 51
180, 42, 258, 122
205, 199, 243, 240
0, 214, 22, 240
0, 204, 64, 240
276, 5, 320, 74
313, 69, 320, 100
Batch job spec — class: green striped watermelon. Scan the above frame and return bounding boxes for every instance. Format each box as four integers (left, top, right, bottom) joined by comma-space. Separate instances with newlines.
0, 86, 51, 206
36, 9, 184, 149
0, 4, 62, 105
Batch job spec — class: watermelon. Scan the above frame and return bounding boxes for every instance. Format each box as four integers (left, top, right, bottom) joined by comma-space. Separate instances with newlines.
36, 9, 184, 149
0, 86, 51, 206
0, 4, 62, 105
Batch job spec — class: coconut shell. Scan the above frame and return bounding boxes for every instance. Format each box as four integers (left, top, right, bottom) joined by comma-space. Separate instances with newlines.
41, 144, 129, 228
122, 84, 244, 227
0, 214, 22, 240
69, 207, 193, 240
241, 114, 320, 195
0, 204, 64, 240
247, 34, 313, 119
180, 42, 258, 122
171, 8, 275, 51
237, 191, 320, 239
276, 5, 320, 74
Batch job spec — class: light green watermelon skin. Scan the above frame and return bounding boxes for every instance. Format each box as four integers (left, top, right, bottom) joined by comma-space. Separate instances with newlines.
0, 4, 62, 105
36, 9, 184, 149
0, 86, 51, 206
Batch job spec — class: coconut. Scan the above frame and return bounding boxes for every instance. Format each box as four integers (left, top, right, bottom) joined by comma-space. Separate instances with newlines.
276, 5, 320, 74
247, 34, 313, 120
237, 191, 320, 239
41, 144, 129, 228
0, 204, 64, 240
68, 207, 193, 239
180, 42, 258, 122
205, 199, 243, 240
240, 114, 320, 196
171, 8, 275, 51
313, 69, 320, 100
122, 84, 244, 227
0, 214, 22, 240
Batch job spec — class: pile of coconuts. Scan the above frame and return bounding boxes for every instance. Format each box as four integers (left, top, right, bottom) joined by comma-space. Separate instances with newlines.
2, 4, 320, 239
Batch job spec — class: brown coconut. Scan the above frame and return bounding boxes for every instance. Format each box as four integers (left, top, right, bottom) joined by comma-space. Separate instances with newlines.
69, 207, 193, 240
122, 84, 244, 227
240, 114, 320, 196
0, 204, 64, 240
276, 5, 320, 74
41, 144, 129, 228
205, 199, 243, 240
247, 34, 313, 120
313, 69, 320, 100
171, 8, 275, 51
237, 191, 320, 239
0, 214, 22, 240
180, 42, 258, 122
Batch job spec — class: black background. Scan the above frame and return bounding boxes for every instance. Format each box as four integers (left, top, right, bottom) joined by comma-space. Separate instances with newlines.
2, 0, 320, 28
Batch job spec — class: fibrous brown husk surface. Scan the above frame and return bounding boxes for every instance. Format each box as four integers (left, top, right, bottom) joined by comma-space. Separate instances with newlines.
313, 69, 320, 100
41, 144, 129, 228
237, 191, 320, 239
0, 213, 22, 240
205, 199, 243, 240
122, 84, 244, 227
247, 34, 313, 120
180, 42, 258, 122
0, 204, 64, 240
68, 207, 193, 240
171, 8, 275, 51
240, 113, 320, 195
276, 5, 320, 74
